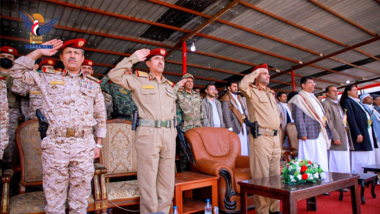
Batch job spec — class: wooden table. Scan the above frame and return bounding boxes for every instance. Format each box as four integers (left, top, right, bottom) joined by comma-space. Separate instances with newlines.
174, 172, 218, 214
339, 173, 377, 204
239, 172, 361, 214
363, 164, 380, 174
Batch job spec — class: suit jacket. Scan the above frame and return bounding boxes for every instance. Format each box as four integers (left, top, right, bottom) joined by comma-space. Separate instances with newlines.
220, 93, 248, 134
202, 97, 225, 128
292, 104, 321, 139
362, 104, 380, 144
340, 97, 376, 151
322, 98, 352, 151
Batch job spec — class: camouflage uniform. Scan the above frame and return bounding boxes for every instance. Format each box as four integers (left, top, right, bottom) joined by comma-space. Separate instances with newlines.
0, 78, 9, 159
176, 90, 202, 132
10, 56, 107, 214
103, 91, 113, 120
100, 74, 137, 121
0, 72, 26, 165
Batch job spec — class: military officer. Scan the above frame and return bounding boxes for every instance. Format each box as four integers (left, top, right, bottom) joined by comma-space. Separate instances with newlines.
100, 67, 137, 121
81, 59, 94, 76
239, 63, 281, 214
9, 38, 106, 214
108, 48, 188, 214
176, 73, 202, 132
0, 76, 9, 159
0, 46, 28, 168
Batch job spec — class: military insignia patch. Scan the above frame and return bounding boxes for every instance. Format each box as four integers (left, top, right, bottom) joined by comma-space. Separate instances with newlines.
9, 49, 13, 52
166, 87, 175, 95
142, 85, 155, 89
78, 41, 84, 47
30, 91, 41, 94
160, 49, 166, 55
136, 70, 148, 77
166, 80, 175, 87
119, 88, 127, 94
49, 80, 65, 85
48, 60, 53, 65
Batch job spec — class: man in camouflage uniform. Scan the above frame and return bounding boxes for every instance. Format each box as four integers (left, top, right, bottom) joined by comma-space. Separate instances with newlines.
109, 48, 188, 213
0, 46, 28, 168
0, 76, 9, 159
13, 59, 56, 120
100, 67, 137, 121
10, 38, 106, 214
176, 73, 202, 171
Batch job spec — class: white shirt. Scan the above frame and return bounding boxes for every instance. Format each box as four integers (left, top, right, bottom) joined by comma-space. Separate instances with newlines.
230, 93, 244, 114
207, 97, 221, 127
280, 102, 294, 122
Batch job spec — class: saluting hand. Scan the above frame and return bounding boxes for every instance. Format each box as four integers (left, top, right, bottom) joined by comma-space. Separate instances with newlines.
134, 48, 151, 61
38, 39, 63, 56
177, 78, 188, 87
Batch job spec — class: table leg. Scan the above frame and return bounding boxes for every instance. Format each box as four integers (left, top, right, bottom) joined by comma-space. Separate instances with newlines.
240, 187, 248, 214
306, 197, 317, 211
339, 189, 344, 201
350, 182, 362, 214
360, 180, 365, 204
282, 195, 296, 214
175, 186, 183, 214
371, 177, 377, 199
211, 180, 218, 208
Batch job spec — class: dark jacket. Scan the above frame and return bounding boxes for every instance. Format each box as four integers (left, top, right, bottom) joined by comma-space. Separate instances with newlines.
340, 97, 377, 151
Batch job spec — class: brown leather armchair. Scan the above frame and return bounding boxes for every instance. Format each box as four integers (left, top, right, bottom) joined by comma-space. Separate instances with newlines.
184, 127, 254, 213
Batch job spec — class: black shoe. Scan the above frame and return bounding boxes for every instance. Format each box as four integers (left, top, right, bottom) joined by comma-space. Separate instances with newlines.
269, 212, 282, 214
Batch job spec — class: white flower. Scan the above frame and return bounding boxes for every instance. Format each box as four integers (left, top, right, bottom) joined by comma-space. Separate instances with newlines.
297, 174, 302, 180
313, 173, 319, 179
320, 172, 326, 179
290, 175, 296, 182
307, 173, 313, 180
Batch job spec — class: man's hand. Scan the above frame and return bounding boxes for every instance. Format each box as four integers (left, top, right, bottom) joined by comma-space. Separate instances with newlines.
133, 48, 150, 61
38, 39, 63, 56
334, 139, 341, 146
94, 147, 100, 159
357, 134, 363, 143
177, 78, 188, 87
301, 136, 307, 141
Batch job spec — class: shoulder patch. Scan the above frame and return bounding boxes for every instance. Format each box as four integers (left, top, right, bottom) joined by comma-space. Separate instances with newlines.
136, 70, 148, 78
85, 75, 102, 84
166, 80, 175, 87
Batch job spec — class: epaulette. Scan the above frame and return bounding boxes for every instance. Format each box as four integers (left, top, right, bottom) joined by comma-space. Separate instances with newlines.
42, 68, 63, 75
166, 80, 175, 87
136, 70, 148, 78
85, 74, 102, 84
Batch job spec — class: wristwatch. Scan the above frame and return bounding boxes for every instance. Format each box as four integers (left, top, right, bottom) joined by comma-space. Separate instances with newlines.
95, 144, 103, 149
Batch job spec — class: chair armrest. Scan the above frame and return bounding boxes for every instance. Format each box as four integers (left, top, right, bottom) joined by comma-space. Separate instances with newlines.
1, 169, 14, 214
194, 159, 234, 177
94, 163, 107, 175
94, 163, 108, 212
235, 156, 250, 168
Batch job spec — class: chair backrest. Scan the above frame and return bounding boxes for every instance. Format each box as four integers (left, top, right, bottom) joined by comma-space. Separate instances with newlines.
185, 127, 240, 169
16, 119, 43, 186
100, 119, 137, 177
286, 122, 299, 151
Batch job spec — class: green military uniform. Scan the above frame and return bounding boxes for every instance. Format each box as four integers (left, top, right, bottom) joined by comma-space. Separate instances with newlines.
100, 74, 137, 121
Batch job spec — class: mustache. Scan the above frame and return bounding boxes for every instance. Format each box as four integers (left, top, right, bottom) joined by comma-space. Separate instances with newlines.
68, 58, 76, 62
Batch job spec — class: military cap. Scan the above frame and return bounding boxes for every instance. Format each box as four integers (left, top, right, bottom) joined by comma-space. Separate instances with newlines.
252, 63, 268, 72
39, 58, 56, 67
0, 46, 18, 56
82, 59, 93, 67
146, 48, 167, 60
182, 73, 194, 80
59, 38, 86, 51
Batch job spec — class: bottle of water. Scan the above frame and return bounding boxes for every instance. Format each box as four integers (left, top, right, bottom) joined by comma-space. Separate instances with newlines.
173, 206, 178, 214
214, 206, 219, 214
204, 199, 212, 214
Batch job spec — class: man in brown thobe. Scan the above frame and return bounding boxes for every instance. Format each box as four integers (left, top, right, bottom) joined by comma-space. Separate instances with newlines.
239, 63, 281, 214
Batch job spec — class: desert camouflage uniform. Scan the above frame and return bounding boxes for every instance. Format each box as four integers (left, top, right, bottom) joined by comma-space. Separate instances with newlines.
176, 90, 202, 132
10, 56, 107, 214
0, 79, 9, 159
0, 73, 26, 165
100, 74, 137, 121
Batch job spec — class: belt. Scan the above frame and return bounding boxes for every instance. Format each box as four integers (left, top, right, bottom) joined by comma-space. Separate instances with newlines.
258, 128, 279, 137
139, 119, 173, 128
47, 127, 93, 138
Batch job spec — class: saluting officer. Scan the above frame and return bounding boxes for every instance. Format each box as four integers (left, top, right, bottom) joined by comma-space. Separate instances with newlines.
239, 64, 282, 214
108, 48, 187, 214
9, 39, 106, 214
